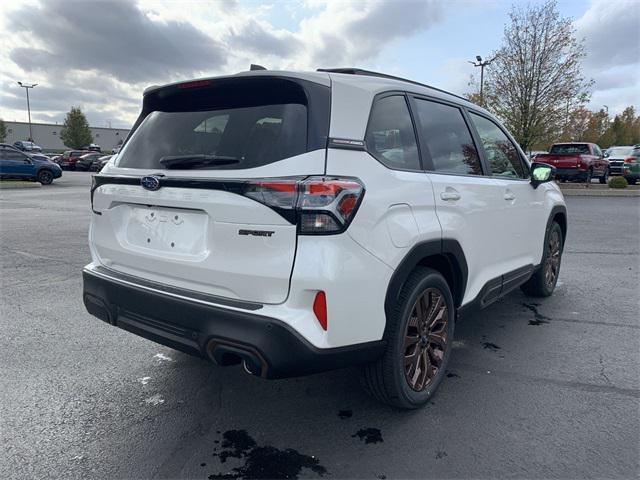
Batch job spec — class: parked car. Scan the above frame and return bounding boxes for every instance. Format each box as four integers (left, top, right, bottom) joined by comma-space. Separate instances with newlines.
60, 150, 90, 170
536, 142, 608, 183
13, 140, 42, 153
622, 145, 640, 185
84, 143, 102, 153
76, 152, 103, 171
83, 68, 567, 409
50, 154, 62, 165
91, 155, 112, 172
605, 146, 634, 177
0, 144, 62, 184
112, 145, 122, 154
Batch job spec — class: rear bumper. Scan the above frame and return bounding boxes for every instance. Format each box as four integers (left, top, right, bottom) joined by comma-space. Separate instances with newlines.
82, 265, 385, 378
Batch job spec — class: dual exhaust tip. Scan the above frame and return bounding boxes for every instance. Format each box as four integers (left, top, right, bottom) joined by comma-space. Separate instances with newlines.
206, 339, 267, 377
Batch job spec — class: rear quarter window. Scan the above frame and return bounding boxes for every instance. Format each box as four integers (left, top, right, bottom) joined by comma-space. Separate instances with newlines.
365, 95, 420, 171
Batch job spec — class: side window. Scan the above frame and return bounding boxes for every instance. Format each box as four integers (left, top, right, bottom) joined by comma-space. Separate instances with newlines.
469, 113, 527, 179
4, 149, 28, 161
365, 95, 420, 171
593, 145, 602, 157
413, 99, 483, 175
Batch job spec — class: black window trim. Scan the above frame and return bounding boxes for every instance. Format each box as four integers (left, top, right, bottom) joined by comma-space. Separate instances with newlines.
363, 90, 424, 173
464, 108, 531, 181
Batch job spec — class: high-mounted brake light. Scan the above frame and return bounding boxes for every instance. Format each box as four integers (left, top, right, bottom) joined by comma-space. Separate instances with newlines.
177, 79, 211, 89
242, 177, 365, 235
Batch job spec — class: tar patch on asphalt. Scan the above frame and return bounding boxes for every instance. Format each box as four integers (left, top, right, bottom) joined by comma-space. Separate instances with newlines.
446, 371, 460, 378
351, 428, 383, 444
338, 409, 353, 419
207, 429, 327, 479
482, 342, 501, 351
522, 303, 551, 325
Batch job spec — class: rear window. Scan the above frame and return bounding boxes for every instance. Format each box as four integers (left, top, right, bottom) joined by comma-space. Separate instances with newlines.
550, 144, 590, 155
116, 77, 329, 170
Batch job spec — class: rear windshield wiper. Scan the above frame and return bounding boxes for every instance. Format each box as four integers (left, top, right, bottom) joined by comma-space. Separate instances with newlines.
159, 154, 240, 169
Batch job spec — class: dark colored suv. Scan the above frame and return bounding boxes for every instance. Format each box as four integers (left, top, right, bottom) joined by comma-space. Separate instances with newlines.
0, 144, 62, 184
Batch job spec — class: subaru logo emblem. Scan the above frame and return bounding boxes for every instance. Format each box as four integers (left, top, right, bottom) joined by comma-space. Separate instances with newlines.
141, 176, 161, 191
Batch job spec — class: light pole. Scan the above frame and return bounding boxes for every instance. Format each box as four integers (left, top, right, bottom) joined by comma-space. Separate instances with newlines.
17, 81, 38, 141
468, 55, 494, 106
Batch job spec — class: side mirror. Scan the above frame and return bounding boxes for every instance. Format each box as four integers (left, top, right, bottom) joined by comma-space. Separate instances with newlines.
530, 162, 555, 189
603, 152, 609, 158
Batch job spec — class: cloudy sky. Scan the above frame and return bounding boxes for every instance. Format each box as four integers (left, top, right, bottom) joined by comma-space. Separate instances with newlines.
0, 0, 638, 129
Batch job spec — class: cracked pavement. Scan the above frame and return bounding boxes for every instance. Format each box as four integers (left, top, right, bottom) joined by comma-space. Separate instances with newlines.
1, 172, 639, 479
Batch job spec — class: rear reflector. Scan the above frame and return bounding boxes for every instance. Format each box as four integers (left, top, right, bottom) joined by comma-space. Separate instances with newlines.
313, 291, 328, 331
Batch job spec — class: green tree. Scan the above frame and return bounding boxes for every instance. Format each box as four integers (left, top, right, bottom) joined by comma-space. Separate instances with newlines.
597, 107, 640, 148
582, 108, 609, 145
0, 118, 7, 143
60, 107, 93, 149
482, 0, 593, 151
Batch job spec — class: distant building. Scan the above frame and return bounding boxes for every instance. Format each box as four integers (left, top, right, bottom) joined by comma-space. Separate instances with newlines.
3, 121, 131, 152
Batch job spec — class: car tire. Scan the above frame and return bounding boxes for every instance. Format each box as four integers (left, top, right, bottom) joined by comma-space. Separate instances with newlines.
37, 169, 54, 185
599, 169, 609, 184
362, 267, 455, 409
521, 221, 563, 297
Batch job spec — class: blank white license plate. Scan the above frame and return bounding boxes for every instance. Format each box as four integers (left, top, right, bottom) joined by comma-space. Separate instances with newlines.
125, 206, 208, 255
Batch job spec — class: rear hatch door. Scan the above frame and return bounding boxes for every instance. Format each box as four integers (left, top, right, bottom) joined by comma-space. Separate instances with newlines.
91, 75, 330, 304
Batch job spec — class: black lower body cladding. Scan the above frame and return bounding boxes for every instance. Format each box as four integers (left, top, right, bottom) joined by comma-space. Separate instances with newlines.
82, 268, 385, 379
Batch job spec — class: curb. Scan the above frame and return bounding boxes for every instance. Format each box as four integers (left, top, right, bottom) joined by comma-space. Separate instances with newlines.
560, 188, 640, 197
0, 182, 42, 190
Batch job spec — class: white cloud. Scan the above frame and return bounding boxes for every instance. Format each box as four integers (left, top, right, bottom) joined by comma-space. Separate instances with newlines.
575, 0, 640, 114
0, 0, 444, 128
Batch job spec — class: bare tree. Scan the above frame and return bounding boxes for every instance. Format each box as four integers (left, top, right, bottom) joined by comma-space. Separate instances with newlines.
483, 0, 593, 151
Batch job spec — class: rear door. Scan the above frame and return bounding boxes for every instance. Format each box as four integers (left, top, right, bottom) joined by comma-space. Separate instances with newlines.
91, 75, 330, 304
409, 96, 508, 305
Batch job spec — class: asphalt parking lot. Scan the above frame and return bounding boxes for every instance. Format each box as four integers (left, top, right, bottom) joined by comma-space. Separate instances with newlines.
1, 171, 639, 479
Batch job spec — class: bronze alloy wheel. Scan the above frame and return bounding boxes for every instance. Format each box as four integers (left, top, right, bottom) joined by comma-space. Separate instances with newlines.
545, 229, 561, 289
404, 288, 449, 392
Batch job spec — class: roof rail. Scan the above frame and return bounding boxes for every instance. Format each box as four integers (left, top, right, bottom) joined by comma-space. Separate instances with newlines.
317, 68, 468, 102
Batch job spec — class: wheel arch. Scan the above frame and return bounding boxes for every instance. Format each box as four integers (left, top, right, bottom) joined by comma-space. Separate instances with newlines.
384, 239, 468, 316
549, 205, 568, 246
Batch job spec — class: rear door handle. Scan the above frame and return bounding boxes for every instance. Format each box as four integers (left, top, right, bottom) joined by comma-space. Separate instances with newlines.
440, 190, 461, 201
504, 190, 516, 201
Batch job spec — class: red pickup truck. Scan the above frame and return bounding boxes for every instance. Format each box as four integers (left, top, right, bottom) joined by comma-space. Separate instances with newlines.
536, 143, 608, 183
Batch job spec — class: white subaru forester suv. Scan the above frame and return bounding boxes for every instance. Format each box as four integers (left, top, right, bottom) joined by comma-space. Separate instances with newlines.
83, 68, 566, 409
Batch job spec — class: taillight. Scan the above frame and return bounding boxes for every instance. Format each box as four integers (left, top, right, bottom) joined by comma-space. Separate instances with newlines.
242, 177, 365, 235
297, 177, 364, 234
